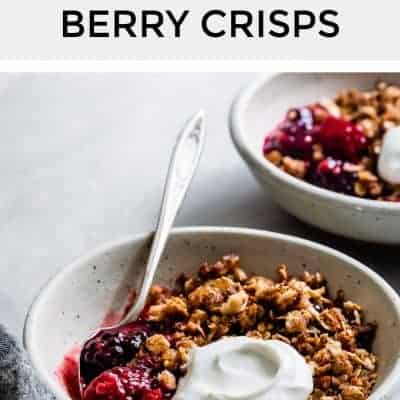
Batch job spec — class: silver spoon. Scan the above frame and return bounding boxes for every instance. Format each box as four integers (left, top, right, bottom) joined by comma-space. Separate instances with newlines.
78, 110, 206, 394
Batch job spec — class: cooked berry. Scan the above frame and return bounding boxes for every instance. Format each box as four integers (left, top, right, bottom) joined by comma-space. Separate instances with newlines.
142, 388, 164, 400
263, 102, 373, 198
264, 107, 368, 164
83, 358, 165, 400
80, 321, 152, 385
315, 116, 368, 162
263, 107, 316, 160
311, 158, 357, 195
83, 368, 127, 400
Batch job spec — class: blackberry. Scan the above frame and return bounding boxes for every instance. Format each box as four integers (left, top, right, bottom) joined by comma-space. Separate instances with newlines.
263, 107, 316, 161
311, 158, 357, 195
80, 321, 152, 385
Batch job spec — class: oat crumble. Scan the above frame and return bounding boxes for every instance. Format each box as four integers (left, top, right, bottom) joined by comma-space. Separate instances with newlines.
136, 255, 378, 400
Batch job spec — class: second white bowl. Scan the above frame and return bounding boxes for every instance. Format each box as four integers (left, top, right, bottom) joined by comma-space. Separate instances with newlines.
230, 73, 400, 243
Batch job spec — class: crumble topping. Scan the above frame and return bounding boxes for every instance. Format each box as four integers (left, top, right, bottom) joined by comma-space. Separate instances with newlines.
138, 255, 378, 400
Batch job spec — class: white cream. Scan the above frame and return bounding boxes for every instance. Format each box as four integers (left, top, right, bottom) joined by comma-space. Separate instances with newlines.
378, 126, 400, 184
174, 337, 313, 400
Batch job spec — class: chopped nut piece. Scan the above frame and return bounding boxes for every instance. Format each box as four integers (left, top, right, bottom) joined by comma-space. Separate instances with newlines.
245, 276, 274, 299
233, 267, 248, 282
341, 385, 365, 400
145, 334, 170, 355
274, 287, 299, 311
282, 156, 307, 179
285, 310, 310, 333
239, 303, 259, 330
265, 149, 282, 166
312, 144, 324, 161
369, 181, 383, 197
277, 264, 289, 281
221, 291, 249, 315
319, 308, 346, 331
158, 370, 177, 390
176, 338, 196, 363
163, 348, 179, 370
148, 296, 188, 321
343, 301, 362, 312
354, 181, 367, 197
358, 170, 378, 182
188, 283, 224, 308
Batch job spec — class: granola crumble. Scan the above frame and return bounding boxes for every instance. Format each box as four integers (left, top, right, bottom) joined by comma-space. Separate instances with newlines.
138, 255, 378, 400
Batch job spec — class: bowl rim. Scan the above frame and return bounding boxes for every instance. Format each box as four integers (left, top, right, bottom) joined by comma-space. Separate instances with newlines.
24, 226, 400, 400
229, 73, 400, 215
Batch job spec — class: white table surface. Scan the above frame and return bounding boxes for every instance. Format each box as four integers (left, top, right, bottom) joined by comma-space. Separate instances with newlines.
1, 72, 399, 340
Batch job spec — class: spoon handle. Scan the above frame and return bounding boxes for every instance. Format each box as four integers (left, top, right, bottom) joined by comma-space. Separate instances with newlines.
121, 111, 206, 324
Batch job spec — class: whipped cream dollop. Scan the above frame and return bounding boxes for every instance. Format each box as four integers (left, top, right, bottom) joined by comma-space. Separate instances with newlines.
174, 337, 313, 400
378, 126, 400, 184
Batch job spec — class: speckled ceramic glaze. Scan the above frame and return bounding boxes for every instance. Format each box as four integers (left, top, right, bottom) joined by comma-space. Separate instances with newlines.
24, 227, 400, 399
230, 73, 400, 243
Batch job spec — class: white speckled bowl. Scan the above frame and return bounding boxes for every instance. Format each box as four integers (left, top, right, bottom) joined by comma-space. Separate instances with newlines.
230, 73, 400, 243
24, 227, 400, 399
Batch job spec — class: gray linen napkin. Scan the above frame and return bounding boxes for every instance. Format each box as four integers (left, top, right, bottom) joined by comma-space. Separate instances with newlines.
0, 324, 56, 400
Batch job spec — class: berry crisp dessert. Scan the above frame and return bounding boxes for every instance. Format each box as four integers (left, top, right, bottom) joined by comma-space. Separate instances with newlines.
59, 255, 378, 400
263, 81, 400, 201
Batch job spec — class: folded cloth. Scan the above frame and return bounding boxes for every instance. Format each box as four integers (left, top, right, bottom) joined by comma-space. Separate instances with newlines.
0, 324, 56, 400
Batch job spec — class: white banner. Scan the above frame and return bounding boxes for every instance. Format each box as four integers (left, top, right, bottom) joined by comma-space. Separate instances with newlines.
0, 0, 396, 60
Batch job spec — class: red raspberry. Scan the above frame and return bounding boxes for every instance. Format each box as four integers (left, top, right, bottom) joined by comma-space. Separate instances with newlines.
264, 108, 368, 164
83, 368, 127, 400
142, 389, 163, 400
83, 358, 165, 400
315, 116, 368, 162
